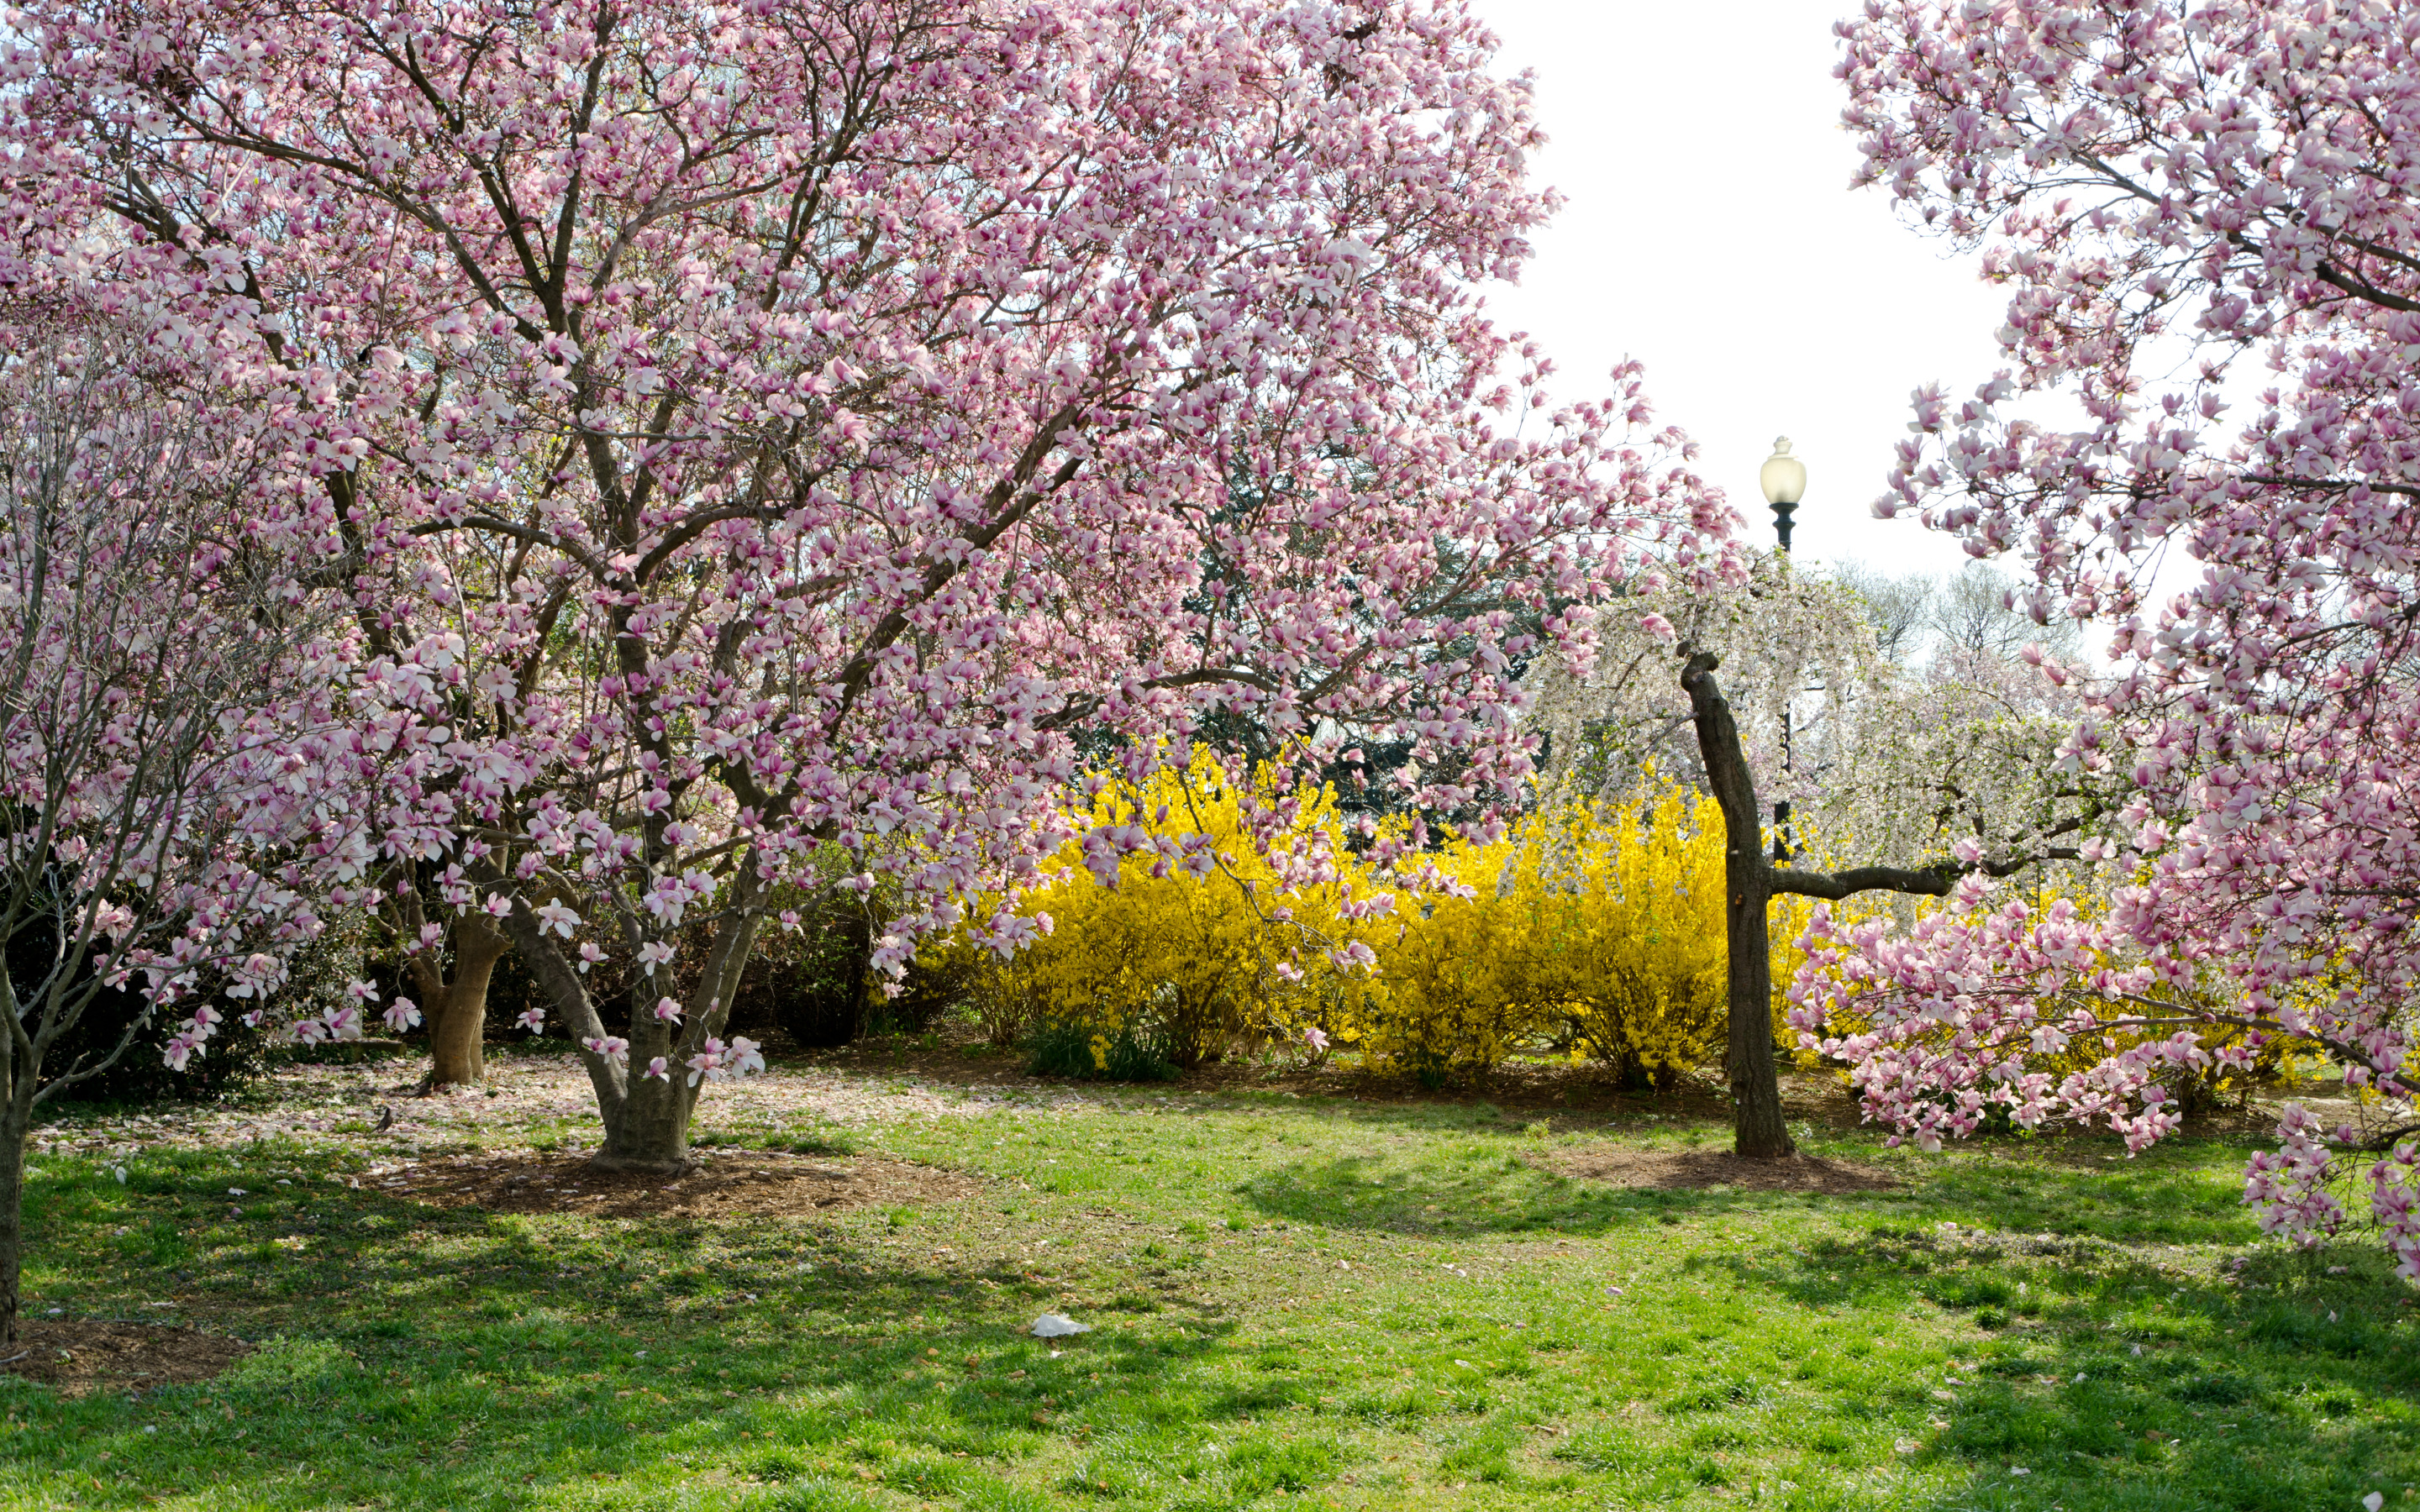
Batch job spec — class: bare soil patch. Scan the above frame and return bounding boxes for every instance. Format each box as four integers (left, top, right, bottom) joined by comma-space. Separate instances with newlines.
387, 1149, 991, 1220
1544, 1147, 1897, 1194
0, 1320, 252, 1395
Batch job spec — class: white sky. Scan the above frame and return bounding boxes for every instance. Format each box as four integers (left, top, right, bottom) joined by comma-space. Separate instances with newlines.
1475, 0, 2007, 583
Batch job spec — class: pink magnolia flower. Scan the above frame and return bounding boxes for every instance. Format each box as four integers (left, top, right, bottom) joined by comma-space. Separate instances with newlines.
1303, 1026, 1330, 1054
382, 998, 423, 1033
515, 1007, 547, 1034
162, 1033, 204, 1073
727, 1037, 765, 1077
581, 1036, 631, 1068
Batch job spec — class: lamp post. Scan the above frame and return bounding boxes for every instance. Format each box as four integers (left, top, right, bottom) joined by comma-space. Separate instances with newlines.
1759, 438, 1807, 861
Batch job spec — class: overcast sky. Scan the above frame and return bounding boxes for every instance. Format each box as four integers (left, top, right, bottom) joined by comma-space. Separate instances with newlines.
1474, 0, 2007, 584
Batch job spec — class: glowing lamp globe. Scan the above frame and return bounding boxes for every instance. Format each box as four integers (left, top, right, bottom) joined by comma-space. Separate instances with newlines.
1759, 437, 1807, 551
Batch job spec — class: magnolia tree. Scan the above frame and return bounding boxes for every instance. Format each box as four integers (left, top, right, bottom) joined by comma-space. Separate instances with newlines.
1528, 560, 2114, 1154
0, 323, 369, 1342
8, 0, 1731, 1170
1814, 0, 2420, 1270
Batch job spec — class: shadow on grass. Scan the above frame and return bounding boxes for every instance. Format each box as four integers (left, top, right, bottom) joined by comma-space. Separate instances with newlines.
6, 1163, 1303, 1511
1234, 1130, 2264, 1249
1236, 1150, 1791, 1238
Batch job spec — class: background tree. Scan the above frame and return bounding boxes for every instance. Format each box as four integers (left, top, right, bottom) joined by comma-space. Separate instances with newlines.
0, 320, 366, 1342
9, 0, 1729, 1171
1828, 0, 2420, 1267
1831, 560, 1936, 666
1527, 553, 1882, 806
1834, 559, 2086, 668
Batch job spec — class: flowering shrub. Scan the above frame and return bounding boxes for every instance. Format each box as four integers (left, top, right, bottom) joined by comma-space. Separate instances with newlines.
982, 750, 1361, 1073
1352, 836, 1553, 1085
1536, 787, 1734, 1089
990, 759, 1794, 1085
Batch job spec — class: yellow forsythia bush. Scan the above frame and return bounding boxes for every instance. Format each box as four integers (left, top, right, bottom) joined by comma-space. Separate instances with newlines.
979, 752, 1800, 1084
1536, 788, 1734, 1087
981, 748, 1355, 1071
1352, 783, 1734, 1087
1350, 832, 1557, 1084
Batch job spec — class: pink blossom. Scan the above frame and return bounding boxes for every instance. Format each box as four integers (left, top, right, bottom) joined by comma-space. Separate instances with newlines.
581, 1036, 631, 1068
685, 1036, 767, 1086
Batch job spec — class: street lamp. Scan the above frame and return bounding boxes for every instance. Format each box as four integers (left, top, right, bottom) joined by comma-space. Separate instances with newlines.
1760, 436, 1807, 555
1759, 438, 1807, 859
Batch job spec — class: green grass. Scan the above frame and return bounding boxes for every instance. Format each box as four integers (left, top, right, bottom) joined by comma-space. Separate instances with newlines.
9, 1055, 2420, 1509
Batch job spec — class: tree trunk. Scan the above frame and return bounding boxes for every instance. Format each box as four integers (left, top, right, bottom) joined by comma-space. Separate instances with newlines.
591, 895, 771, 1173
1678, 650, 2016, 1154
1722, 865, 1794, 1158
1681, 651, 1797, 1159
490, 865, 770, 1176
592, 1074, 691, 1173
0, 1100, 23, 1347
426, 916, 508, 1088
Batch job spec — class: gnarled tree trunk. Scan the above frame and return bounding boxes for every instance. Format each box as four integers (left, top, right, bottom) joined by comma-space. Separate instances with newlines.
490, 864, 770, 1173
1681, 649, 2009, 1159
420, 914, 509, 1087
392, 865, 517, 1089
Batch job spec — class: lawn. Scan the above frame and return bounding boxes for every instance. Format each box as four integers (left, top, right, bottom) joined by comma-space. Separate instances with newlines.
8, 1042, 2417, 1510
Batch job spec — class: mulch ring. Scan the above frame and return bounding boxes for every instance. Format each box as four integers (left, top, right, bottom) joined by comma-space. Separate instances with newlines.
1, 1320, 253, 1395
1543, 1147, 1897, 1194
384, 1150, 991, 1219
